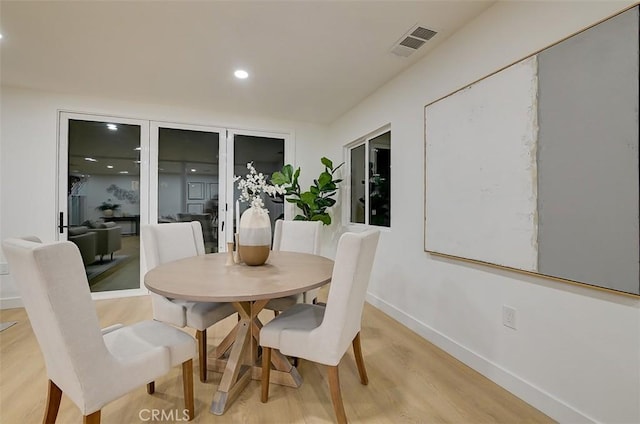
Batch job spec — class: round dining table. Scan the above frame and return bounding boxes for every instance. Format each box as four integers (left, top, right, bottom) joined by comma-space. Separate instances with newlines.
144, 251, 334, 415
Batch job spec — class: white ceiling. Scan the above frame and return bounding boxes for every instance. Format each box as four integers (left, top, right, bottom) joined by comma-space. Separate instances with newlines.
0, 1, 494, 124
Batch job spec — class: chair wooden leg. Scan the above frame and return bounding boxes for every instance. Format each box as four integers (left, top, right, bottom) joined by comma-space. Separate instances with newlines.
196, 329, 207, 382
83, 410, 101, 424
352, 332, 368, 385
146, 381, 155, 394
327, 365, 348, 424
273, 310, 279, 317
43, 379, 62, 424
261, 347, 271, 403
182, 359, 195, 421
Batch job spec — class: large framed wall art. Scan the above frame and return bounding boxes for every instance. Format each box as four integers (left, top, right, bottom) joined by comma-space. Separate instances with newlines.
424, 6, 639, 296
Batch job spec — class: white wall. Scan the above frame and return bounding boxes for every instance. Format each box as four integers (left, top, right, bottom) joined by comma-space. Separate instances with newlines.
0, 86, 328, 304
327, 1, 639, 423
2, 2, 639, 423
80, 175, 141, 221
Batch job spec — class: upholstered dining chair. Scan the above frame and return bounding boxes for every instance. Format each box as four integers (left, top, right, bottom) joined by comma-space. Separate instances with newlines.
141, 221, 236, 382
177, 213, 217, 253
2, 237, 196, 424
260, 229, 380, 424
265, 220, 323, 313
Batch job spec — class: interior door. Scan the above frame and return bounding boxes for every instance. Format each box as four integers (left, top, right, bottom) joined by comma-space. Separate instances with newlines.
58, 112, 149, 295
149, 122, 226, 252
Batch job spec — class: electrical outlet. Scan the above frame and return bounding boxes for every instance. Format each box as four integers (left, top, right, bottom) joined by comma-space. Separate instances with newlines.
502, 305, 517, 330
0, 262, 9, 275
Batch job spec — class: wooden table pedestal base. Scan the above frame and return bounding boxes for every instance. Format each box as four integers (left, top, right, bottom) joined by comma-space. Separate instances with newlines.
208, 300, 302, 415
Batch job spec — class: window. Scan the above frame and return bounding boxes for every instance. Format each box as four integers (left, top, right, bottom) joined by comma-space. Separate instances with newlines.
347, 128, 391, 227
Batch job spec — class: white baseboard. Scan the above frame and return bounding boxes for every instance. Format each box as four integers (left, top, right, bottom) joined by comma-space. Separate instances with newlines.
0, 296, 23, 310
365, 293, 595, 424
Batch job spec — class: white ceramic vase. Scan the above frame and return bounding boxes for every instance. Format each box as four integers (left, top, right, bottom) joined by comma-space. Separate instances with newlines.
238, 206, 271, 266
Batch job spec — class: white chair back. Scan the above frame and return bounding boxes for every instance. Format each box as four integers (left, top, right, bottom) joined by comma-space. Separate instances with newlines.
318, 229, 380, 364
2, 238, 111, 410
141, 221, 205, 272
272, 220, 321, 255
141, 222, 235, 385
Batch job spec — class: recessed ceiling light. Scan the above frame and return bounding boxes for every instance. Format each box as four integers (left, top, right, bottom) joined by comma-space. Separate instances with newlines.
134, 147, 141, 151
119, 171, 129, 174
84, 157, 97, 162
107, 165, 114, 169
191, 168, 197, 172
0, 34, 3, 40
234, 69, 249, 79
134, 160, 141, 164
107, 123, 118, 131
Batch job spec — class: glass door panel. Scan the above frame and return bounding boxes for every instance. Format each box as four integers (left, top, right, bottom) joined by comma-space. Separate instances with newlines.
60, 115, 146, 293
151, 124, 223, 253
368, 131, 391, 226
229, 133, 285, 242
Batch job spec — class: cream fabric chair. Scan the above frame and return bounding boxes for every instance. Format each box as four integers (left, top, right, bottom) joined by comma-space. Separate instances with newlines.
141, 221, 236, 382
2, 237, 196, 424
260, 229, 380, 424
265, 220, 323, 312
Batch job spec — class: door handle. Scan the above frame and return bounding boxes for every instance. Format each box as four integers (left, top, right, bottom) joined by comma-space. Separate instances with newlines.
58, 212, 70, 234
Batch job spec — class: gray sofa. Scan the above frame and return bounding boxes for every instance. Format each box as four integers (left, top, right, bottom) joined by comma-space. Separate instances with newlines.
69, 221, 123, 264
93, 225, 122, 262
68, 226, 98, 265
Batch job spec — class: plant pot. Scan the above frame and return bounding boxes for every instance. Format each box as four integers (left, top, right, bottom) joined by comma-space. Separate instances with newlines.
103, 209, 114, 217
238, 206, 271, 266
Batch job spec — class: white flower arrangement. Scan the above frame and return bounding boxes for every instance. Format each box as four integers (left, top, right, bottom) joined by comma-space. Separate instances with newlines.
235, 162, 286, 210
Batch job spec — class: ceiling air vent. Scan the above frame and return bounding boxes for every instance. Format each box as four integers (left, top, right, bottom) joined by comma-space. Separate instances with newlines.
391, 24, 437, 57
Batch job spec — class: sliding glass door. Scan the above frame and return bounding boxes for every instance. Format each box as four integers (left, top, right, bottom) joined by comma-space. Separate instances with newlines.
58, 112, 149, 295
149, 123, 225, 253
59, 114, 292, 297
225, 130, 287, 245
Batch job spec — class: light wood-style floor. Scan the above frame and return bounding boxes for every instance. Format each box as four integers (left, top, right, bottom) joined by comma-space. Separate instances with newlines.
0, 296, 554, 423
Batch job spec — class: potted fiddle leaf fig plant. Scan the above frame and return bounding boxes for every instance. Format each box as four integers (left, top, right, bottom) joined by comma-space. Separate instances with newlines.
271, 157, 344, 225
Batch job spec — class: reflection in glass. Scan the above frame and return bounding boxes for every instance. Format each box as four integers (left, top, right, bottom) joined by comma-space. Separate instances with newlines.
350, 144, 366, 224
157, 128, 220, 253
67, 119, 141, 292
368, 131, 391, 227
233, 135, 284, 236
